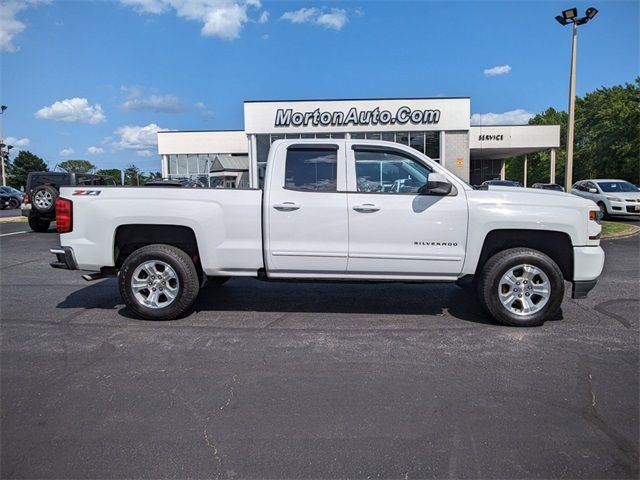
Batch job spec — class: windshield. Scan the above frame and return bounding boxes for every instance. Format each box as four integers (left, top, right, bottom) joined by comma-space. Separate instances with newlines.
597, 181, 639, 193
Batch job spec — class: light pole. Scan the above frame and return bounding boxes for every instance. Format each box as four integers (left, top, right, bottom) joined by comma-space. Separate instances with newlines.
0, 105, 7, 186
555, 7, 598, 192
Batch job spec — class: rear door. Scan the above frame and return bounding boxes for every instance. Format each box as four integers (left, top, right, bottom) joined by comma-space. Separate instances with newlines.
345, 144, 468, 277
264, 141, 349, 275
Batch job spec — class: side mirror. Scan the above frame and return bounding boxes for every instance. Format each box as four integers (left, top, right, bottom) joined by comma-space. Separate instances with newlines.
588, 188, 598, 193
418, 173, 453, 196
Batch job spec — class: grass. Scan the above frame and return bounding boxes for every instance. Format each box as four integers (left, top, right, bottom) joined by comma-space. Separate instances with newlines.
601, 221, 635, 238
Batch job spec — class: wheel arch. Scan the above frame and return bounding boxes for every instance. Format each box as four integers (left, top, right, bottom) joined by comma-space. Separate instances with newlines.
113, 224, 202, 272
475, 229, 574, 281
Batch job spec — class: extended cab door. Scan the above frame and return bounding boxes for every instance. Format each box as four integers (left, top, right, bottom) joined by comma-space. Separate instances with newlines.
264, 141, 349, 276
345, 143, 468, 278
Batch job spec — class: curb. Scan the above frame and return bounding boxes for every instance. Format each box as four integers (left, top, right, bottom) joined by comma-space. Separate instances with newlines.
601, 223, 640, 241
0, 216, 27, 223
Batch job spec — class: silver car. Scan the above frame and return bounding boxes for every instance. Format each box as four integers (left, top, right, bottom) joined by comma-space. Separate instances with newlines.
571, 179, 640, 218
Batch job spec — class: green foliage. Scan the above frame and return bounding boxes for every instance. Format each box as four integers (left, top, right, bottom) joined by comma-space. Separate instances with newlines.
506, 78, 640, 186
57, 159, 96, 174
96, 168, 122, 185
6, 151, 48, 189
124, 164, 145, 186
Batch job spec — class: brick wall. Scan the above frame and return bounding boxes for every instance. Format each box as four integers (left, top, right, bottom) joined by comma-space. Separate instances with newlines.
443, 131, 470, 182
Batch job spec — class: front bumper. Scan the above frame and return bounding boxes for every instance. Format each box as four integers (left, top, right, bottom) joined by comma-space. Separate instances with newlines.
50, 247, 77, 270
609, 200, 640, 216
571, 245, 605, 299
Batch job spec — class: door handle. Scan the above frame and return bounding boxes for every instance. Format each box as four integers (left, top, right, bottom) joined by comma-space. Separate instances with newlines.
273, 202, 301, 211
353, 203, 380, 213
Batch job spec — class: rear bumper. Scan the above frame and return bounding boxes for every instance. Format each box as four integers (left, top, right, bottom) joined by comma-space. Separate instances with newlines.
50, 247, 77, 270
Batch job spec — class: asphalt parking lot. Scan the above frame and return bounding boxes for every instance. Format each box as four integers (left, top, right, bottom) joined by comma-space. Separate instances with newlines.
1, 220, 638, 479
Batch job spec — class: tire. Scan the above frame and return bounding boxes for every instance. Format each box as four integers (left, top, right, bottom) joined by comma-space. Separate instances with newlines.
477, 248, 564, 327
597, 202, 609, 220
32, 186, 58, 213
9, 197, 20, 209
28, 216, 51, 232
119, 244, 200, 320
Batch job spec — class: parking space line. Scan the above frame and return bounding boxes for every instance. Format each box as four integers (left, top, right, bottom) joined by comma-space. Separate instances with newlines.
0, 231, 28, 237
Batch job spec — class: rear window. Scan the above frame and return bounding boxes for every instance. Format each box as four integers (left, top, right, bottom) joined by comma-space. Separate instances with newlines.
28, 174, 69, 191
284, 147, 338, 192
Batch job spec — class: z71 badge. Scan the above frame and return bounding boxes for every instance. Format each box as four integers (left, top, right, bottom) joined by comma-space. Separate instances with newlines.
72, 190, 102, 196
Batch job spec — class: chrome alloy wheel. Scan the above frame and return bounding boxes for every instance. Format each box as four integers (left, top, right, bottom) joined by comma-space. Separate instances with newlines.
34, 190, 53, 210
131, 260, 179, 309
498, 264, 550, 316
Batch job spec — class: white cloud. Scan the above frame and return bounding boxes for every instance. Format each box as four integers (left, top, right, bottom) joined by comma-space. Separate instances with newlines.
4, 136, 30, 147
281, 7, 349, 30
59, 148, 74, 156
137, 149, 154, 157
112, 123, 170, 152
120, 85, 186, 113
316, 9, 348, 30
87, 146, 105, 155
35, 97, 106, 124
484, 65, 512, 77
121, 0, 261, 40
258, 10, 268, 23
281, 7, 318, 23
471, 109, 534, 126
261, 33, 269, 40
194, 101, 206, 109
0, 0, 50, 52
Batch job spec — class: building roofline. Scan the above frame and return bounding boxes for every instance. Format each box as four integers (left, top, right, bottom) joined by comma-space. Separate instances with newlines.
244, 96, 471, 104
158, 129, 244, 134
470, 124, 559, 127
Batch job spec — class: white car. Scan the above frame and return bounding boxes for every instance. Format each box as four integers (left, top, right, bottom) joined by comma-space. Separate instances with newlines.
572, 179, 640, 218
49, 139, 605, 327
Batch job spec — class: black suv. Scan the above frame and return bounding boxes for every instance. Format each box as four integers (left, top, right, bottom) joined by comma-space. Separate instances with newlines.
22, 172, 116, 232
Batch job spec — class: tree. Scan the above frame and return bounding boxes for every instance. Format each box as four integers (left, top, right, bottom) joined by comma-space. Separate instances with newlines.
506, 78, 639, 185
96, 168, 122, 185
6, 151, 48, 189
124, 164, 145, 186
146, 171, 162, 180
58, 159, 96, 173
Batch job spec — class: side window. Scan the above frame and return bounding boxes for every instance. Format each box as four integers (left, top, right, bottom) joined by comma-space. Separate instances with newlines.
284, 147, 338, 192
354, 150, 431, 194
585, 182, 597, 191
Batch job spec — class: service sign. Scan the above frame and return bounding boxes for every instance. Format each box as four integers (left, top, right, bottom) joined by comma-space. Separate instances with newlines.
244, 98, 471, 134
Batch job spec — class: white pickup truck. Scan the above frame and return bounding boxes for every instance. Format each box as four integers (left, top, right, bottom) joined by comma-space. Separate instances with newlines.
50, 139, 605, 326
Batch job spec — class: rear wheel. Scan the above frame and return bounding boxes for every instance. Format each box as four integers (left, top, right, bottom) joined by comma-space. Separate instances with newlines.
28, 217, 51, 232
119, 244, 200, 320
477, 248, 564, 327
9, 197, 20, 209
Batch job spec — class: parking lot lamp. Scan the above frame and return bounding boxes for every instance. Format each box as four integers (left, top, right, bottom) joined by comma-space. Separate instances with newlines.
0, 105, 7, 186
555, 7, 598, 191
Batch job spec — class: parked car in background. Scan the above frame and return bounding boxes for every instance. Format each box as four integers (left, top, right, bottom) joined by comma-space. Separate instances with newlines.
22, 172, 117, 232
145, 179, 205, 188
0, 186, 23, 208
0, 192, 14, 209
532, 183, 565, 192
477, 179, 522, 190
571, 179, 640, 219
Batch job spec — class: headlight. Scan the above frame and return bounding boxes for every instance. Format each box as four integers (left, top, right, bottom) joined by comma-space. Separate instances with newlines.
605, 196, 622, 202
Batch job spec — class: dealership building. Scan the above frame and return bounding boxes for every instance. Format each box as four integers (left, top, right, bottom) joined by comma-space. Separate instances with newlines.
158, 97, 560, 187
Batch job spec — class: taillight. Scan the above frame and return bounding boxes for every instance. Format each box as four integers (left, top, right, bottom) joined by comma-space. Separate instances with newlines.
56, 198, 73, 233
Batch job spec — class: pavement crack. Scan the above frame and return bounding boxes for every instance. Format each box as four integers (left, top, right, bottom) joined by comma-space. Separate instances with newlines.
593, 298, 637, 329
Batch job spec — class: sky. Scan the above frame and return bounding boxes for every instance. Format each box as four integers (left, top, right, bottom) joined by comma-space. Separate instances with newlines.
1, 0, 638, 172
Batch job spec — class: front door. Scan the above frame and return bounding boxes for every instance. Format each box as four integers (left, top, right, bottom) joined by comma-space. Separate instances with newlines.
265, 141, 349, 275
346, 145, 468, 278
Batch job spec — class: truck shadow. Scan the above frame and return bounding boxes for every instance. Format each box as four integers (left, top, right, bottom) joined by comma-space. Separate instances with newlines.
55, 277, 565, 326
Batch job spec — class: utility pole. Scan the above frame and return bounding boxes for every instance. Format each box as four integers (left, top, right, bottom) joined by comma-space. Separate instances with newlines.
0, 105, 7, 186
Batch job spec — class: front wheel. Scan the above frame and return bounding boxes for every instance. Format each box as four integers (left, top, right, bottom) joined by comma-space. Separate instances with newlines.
119, 244, 200, 320
477, 248, 564, 327
597, 202, 609, 220
9, 198, 20, 209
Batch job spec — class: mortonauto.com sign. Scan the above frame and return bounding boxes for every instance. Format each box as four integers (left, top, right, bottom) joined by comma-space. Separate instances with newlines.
244, 98, 470, 134
274, 106, 441, 128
